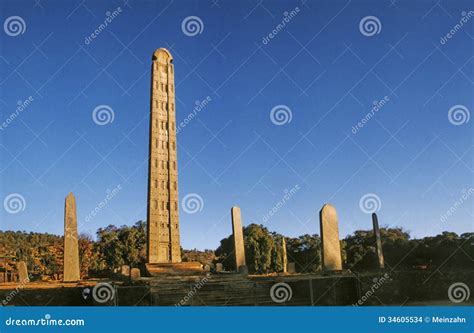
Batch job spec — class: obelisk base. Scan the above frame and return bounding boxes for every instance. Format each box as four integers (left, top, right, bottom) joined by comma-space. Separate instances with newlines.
146, 262, 204, 276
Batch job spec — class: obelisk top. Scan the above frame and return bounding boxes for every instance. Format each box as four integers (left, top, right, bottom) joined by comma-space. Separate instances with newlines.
152, 48, 173, 61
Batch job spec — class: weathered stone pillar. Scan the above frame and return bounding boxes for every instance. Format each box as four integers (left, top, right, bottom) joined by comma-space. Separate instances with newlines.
17, 261, 28, 283
287, 262, 296, 274
63, 192, 80, 282
130, 268, 141, 281
282, 237, 288, 273
319, 203, 342, 271
231, 206, 247, 272
372, 213, 385, 269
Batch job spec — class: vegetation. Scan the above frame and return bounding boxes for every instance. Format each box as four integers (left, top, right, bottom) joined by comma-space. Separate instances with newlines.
0, 222, 472, 278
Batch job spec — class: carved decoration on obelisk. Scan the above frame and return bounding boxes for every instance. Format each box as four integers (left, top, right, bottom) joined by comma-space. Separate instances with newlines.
63, 192, 80, 281
146, 48, 181, 264
231, 206, 246, 272
372, 213, 385, 269
319, 203, 342, 271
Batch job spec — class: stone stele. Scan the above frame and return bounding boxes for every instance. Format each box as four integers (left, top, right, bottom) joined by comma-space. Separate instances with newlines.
63, 192, 80, 282
287, 262, 296, 274
130, 268, 141, 281
17, 261, 28, 283
231, 206, 247, 272
144, 48, 202, 275
319, 203, 343, 271
282, 237, 288, 273
121, 265, 130, 276
372, 213, 385, 269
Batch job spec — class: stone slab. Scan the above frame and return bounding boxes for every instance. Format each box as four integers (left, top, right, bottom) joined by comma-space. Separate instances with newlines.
63, 193, 80, 282
319, 203, 343, 271
17, 261, 28, 283
372, 213, 385, 269
146, 262, 203, 276
231, 206, 246, 271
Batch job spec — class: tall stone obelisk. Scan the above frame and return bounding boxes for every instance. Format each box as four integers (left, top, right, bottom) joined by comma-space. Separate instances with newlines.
372, 213, 385, 269
319, 203, 342, 271
231, 206, 247, 272
63, 192, 80, 281
282, 237, 288, 273
146, 48, 181, 264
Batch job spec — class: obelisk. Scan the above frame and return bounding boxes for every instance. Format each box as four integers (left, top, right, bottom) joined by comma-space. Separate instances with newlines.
372, 213, 385, 269
282, 237, 288, 273
231, 206, 247, 272
319, 203, 342, 271
63, 192, 80, 281
146, 48, 181, 264
17, 261, 28, 283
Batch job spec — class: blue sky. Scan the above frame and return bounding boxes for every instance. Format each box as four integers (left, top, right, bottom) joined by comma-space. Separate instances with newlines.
1, 0, 472, 250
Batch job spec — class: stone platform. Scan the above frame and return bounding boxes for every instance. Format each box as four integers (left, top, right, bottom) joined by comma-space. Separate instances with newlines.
145, 262, 203, 276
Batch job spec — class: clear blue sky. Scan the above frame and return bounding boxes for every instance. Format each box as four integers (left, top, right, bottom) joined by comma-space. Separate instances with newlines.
1, 0, 472, 250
